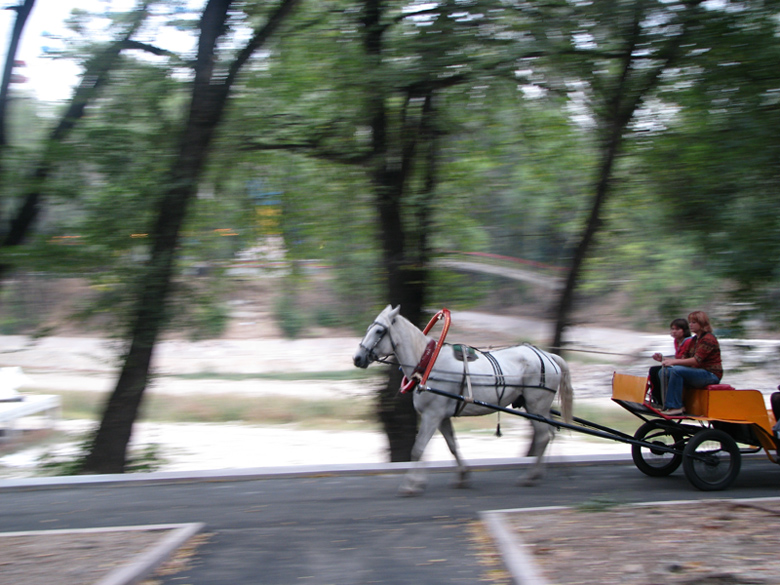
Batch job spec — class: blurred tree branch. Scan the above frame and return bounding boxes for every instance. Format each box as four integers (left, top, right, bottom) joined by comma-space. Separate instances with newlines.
551, 0, 704, 351
0, 3, 160, 285
82, 0, 301, 474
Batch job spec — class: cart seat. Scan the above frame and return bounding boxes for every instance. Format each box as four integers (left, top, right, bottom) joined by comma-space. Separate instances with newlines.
684, 385, 770, 429
610, 375, 737, 407
703, 384, 735, 391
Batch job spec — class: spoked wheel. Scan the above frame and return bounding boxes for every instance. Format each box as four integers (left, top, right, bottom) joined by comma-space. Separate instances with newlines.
632, 421, 684, 477
682, 428, 741, 491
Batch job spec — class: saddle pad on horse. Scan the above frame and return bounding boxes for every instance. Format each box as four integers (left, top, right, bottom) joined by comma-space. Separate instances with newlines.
452, 344, 478, 362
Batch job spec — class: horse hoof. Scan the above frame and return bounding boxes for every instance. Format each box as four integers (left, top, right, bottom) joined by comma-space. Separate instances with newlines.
518, 474, 541, 487
397, 485, 424, 497
453, 472, 471, 489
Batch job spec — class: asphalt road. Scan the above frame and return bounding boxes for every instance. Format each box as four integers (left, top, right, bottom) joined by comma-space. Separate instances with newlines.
2, 457, 779, 584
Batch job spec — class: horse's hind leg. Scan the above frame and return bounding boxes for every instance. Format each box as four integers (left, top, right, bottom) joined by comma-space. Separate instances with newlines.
520, 419, 552, 487
439, 417, 470, 489
398, 413, 439, 497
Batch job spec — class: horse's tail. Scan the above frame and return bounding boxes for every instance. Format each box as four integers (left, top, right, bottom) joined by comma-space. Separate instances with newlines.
550, 353, 573, 424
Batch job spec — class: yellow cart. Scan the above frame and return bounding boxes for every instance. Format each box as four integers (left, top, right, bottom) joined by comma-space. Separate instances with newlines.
612, 372, 778, 491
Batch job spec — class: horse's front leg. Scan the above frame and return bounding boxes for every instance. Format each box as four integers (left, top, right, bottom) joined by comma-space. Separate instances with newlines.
520, 419, 553, 487
398, 413, 440, 497
438, 417, 470, 489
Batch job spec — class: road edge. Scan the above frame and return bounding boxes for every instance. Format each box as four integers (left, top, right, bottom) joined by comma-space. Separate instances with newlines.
0, 453, 632, 491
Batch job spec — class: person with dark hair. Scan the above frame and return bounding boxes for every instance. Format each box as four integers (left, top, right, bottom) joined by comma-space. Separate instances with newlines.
647, 318, 693, 406
652, 318, 692, 362
660, 310, 722, 416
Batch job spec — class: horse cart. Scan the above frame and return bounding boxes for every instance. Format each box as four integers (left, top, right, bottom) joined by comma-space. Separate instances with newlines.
354, 306, 780, 494
610, 373, 779, 491
424, 372, 780, 491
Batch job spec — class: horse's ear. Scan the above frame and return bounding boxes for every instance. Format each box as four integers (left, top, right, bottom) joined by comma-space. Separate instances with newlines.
389, 305, 401, 320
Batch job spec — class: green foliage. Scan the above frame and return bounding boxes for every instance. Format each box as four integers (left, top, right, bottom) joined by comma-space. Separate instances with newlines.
4, 0, 780, 344
0, 274, 64, 334
36, 432, 166, 476
633, 2, 780, 326
428, 267, 492, 310
0, 287, 39, 334
176, 292, 230, 341
274, 292, 306, 338
313, 305, 341, 328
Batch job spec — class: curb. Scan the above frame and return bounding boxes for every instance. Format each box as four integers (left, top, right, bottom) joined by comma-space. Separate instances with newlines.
0, 453, 633, 491
481, 510, 550, 585
97, 523, 205, 585
1, 522, 205, 585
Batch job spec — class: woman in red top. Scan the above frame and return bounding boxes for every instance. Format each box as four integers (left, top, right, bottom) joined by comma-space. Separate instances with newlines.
648, 318, 692, 404
660, 310, 723, 415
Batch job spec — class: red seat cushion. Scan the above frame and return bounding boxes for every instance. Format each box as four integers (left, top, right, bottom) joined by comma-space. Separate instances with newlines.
705, 384, 735, 391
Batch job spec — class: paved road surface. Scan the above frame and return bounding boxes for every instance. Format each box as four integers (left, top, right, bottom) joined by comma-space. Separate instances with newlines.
2, 457, 779, 584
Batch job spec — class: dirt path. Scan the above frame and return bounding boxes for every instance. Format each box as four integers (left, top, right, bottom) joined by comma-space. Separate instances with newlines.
500, 498, 780, 585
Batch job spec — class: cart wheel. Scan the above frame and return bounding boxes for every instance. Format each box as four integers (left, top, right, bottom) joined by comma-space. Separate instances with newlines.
682, 428, 741, 491
632, 421, 684, 477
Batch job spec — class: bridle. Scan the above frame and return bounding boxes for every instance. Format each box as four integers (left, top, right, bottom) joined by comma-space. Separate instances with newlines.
358, 319, 396, 364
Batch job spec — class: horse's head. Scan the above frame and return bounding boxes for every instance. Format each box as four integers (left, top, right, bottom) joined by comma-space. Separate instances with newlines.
353, 305, 401, 368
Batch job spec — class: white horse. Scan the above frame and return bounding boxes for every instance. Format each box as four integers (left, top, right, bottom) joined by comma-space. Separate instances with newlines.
353, 305, 574, 496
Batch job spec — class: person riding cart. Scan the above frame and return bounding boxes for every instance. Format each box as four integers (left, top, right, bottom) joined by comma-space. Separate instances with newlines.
659, 310, 722, 416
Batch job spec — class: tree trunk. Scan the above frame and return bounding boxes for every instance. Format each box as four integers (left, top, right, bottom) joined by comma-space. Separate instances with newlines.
373, 102, 437, 458
0, 0, 35, 148
379, 94, 437, 462
361, 0, 443, 461
550, 0, 696, 351
551, 134, 619, 351
81, 0, 300, 473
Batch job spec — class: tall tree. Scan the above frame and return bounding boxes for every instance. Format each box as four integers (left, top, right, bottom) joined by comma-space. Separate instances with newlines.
0, 0, 35, 278
82, 0, 300, 474
230, 0, 523, 460
359, 0, 435, 460
0, 3, 173, 285
355, 0, 527, 459
0, 0, 35, 148
545, 0, 704, 350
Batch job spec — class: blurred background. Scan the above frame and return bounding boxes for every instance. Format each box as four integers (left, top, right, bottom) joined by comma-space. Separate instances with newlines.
2, 0, 780, 475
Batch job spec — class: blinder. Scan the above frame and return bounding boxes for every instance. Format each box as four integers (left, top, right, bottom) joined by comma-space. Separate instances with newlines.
358, 320, 392, 364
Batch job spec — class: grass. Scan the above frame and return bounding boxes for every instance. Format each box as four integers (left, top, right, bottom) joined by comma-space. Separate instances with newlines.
566, 401, 641, 437
163, 370, 378, 382
50, 387, 635, 436
55, 390, 379, 430
56, 391, 516, 431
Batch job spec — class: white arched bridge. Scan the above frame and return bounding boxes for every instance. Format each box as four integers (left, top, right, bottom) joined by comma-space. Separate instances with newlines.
433, 251, 565, 290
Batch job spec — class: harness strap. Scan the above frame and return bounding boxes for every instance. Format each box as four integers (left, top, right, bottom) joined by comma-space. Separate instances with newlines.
525, 344, 560, 389
453, 348, 474, 417
483, 350, 506, 436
